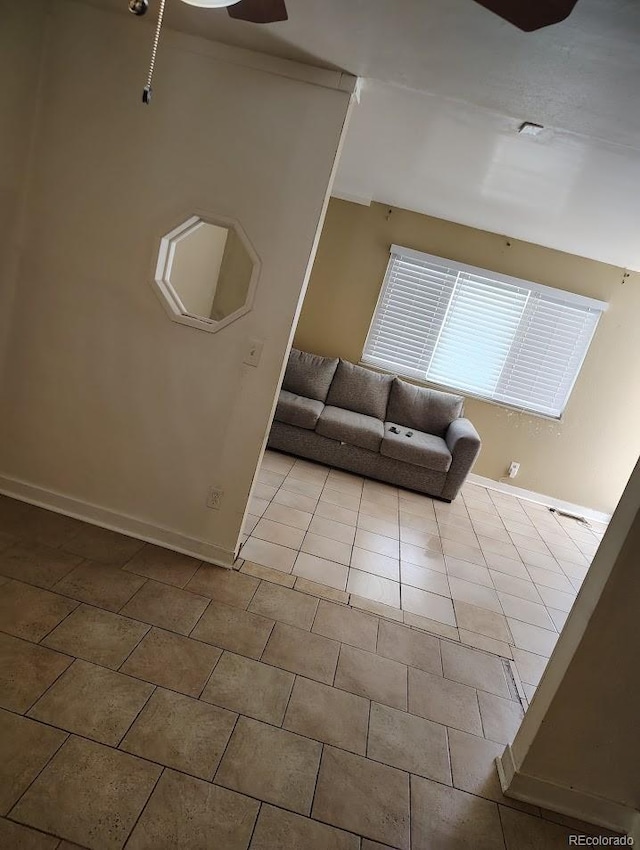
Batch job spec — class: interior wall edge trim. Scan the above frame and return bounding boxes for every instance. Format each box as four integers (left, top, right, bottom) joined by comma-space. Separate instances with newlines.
495, 750, 639, 839
0, 474, 235, 569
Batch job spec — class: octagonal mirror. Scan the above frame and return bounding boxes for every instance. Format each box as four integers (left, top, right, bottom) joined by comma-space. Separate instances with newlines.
154, 215, 259, 332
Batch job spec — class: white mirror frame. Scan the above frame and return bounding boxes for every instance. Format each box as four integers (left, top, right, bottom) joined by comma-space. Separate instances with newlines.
153, 214, 261, 333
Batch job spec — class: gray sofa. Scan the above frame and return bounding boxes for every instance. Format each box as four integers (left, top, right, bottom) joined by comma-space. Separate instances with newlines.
268, 349, 481, 502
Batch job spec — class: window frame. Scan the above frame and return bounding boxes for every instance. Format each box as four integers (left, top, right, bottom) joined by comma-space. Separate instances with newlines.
361, 245, 608, 421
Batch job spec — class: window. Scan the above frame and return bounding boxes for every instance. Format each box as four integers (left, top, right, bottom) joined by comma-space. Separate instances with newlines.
362, 246, 607, 419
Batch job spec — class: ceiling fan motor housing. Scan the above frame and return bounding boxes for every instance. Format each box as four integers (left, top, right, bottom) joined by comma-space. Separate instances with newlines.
472, 0, 580, 31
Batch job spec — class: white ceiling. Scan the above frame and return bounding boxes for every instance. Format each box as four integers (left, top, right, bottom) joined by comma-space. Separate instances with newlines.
87, 0, 640, 267
337, 81, 640, 270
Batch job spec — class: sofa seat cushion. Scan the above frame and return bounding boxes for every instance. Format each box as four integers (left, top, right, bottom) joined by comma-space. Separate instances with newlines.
326, 360, 394, 420
282, 348, 339, 402
387, 378, 464, 438
316, 406, 384, 452
381, 423, 452, 471
275, 390, 324, 430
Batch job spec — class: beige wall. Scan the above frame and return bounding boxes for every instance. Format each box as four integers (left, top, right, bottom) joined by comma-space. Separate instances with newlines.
170, 222, 228, 318
0, 0, 49, 374
0, 0, 353, 563
525, 495, 640, 811
295, 199, 640, 514
503, 457, 640, 833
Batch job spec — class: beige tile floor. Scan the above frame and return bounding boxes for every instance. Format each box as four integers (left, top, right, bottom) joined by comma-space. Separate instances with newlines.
0, 486, 615, 848
242, 450, 607, 704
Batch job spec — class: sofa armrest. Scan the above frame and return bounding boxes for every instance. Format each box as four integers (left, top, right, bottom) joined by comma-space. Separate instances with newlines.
442, 418, 481, 501
445, 417, 481, 454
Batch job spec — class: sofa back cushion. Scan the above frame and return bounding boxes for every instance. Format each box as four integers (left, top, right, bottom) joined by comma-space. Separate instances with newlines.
326, 360, 394, 421
282, 348, 339, 403
387, 378, 464, 437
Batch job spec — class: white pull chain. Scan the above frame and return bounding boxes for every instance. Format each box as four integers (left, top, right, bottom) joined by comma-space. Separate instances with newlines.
143, 0, 166, 104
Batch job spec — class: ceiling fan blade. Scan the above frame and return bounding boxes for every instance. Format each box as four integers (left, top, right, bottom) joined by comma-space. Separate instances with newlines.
472, 0, 579, 31
227, 0, 288, 23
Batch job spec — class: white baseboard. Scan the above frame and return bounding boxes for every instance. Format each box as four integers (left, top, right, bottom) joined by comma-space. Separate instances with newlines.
495, 745, 517, 790
0, 474, 235, 568
467, 473, 611, 525
496, 748, 639, 839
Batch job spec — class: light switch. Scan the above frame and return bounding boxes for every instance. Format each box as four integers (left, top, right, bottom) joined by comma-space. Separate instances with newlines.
244, 338, 264, 367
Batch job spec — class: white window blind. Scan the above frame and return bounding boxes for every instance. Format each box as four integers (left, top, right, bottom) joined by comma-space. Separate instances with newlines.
363, 247, 607, 418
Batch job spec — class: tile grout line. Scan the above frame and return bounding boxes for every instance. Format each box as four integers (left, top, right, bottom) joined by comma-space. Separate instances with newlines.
187, 596, 214, 640
331, 643, 342, 688
306, 741, 325, 821
257, 618, 277, 666
476, 689, 487, 739
496, 798, 509, 849
408, 770, 413, 850
308, 596, 322, 633
123, 559, 204, 590
443, 725, 454, 787
195, 644, 226, 700
10, 699, 256, 789
403, 664, 409, 717
6, 727, 70, 821
210, 711, 243, 787
1, 557, 559, 670
19, 652, 77, 718
277, 671, 298, 730
115, 620, 154, 673
120, 764, 166, 848
3, 692, 523, 814
116, 683, 158, 749
244, 577, 263, 611
346, 476, 366, 599
34, 597, 82, 646
244, 801, 263, 849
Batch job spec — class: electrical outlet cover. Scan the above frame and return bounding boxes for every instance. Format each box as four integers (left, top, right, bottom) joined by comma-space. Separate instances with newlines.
207, 487, 223, 509
244, 338, 264, 367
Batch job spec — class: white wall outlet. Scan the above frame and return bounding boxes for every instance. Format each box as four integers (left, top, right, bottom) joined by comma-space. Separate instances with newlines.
206, 486, 223, 509
243, 338, 264, 367
508, 461, 520, 479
